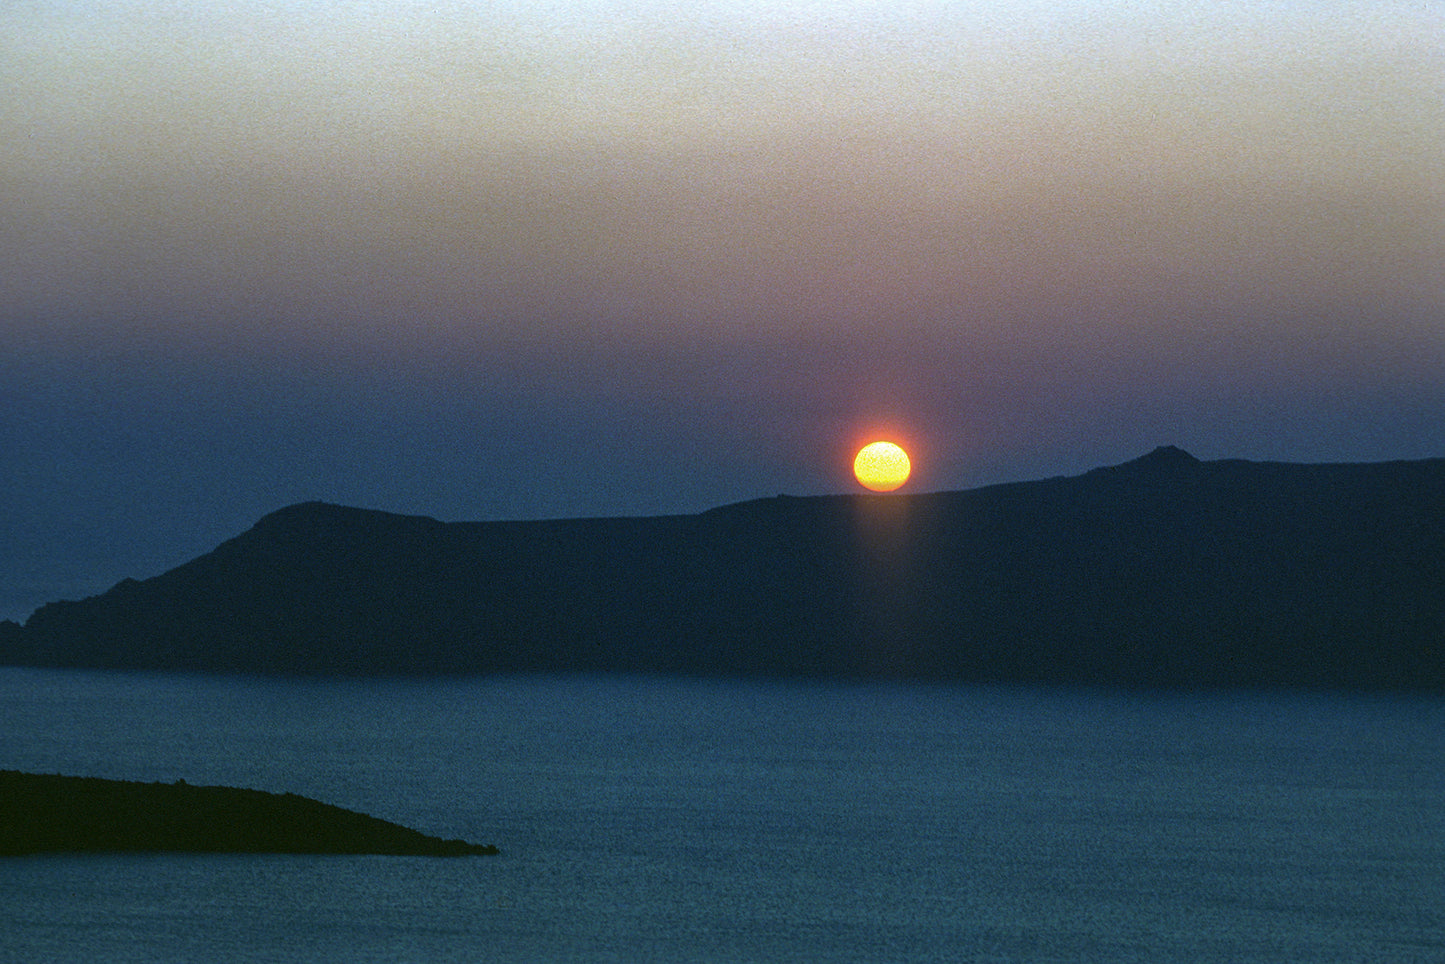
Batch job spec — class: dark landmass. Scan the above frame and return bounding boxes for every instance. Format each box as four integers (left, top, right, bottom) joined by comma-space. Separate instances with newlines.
0, 770, 497, 856
3, 447, 1443, 689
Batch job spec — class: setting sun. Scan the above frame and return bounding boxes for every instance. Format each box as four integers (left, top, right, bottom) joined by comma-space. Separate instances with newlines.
853, 441, 912, 492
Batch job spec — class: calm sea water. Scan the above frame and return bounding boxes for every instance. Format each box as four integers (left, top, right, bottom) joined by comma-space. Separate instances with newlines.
1, 668, 1443, 963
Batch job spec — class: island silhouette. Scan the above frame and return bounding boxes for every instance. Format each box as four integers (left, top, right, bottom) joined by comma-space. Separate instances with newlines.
0, 770, 497, 856
3, 447, 1442, 689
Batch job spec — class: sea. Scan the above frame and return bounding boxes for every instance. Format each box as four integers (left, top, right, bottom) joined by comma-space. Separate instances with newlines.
1, 667, 1442, 963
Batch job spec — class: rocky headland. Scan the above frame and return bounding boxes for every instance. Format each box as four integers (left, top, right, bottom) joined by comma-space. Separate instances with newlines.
0, 770, 497, 856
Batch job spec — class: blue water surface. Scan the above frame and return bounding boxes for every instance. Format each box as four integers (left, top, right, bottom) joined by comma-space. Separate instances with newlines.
1, 668, 1442, 962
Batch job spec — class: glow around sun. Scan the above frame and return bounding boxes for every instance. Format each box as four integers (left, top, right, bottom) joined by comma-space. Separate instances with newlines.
853, 441, 912, 492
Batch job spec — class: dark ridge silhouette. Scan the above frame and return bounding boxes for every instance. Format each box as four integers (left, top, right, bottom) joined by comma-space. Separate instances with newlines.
0, 770, 497, 856
4, 447, 1443, 689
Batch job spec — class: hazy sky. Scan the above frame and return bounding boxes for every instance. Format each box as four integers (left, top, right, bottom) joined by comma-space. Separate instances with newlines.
3, 0, 1442, 617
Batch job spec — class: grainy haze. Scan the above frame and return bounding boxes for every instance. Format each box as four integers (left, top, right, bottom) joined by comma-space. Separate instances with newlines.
2, 0, 1442, 617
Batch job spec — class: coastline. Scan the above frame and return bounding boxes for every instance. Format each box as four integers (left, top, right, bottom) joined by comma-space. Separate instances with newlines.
0, 770, 497, 857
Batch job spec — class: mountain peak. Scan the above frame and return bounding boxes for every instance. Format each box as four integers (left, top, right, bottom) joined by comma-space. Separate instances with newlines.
1122, 445, 1200, 471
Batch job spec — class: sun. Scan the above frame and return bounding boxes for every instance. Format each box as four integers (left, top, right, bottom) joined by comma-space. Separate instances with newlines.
853, 441, 912, 492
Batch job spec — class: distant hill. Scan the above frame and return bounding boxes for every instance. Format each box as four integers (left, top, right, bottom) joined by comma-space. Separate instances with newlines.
4, 447, 1443, 689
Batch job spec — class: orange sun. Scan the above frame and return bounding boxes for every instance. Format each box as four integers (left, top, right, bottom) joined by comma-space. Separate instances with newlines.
853, 441, 912, 492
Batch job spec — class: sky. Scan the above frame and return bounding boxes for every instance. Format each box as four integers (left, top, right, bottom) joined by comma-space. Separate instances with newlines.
2, 0, 1442, 619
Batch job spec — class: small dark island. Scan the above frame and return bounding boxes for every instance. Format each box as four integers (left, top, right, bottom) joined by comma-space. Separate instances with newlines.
0, 770, 497, 856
